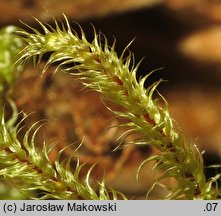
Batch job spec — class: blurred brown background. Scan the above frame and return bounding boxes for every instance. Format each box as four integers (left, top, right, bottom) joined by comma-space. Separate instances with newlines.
1, 0, 221, 198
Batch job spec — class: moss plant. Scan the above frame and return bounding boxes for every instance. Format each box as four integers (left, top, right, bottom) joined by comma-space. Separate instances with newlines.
0, 102, 125, 200
0, 16, 220, 200
0, 24, 124, 200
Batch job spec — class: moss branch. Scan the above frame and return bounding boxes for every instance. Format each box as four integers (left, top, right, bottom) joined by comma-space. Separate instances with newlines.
15, 16, 220, 199
0, 102, 125, 200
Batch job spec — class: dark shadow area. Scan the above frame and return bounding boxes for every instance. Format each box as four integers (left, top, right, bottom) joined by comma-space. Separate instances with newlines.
75, 5, 221, 89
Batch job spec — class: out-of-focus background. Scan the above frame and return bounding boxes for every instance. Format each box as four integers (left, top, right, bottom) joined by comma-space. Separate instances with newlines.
0, 0, 221, 199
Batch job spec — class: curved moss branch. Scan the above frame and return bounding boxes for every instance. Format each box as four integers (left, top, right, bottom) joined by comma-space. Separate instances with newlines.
16, 16, 220, 199
0, 102, 125, 200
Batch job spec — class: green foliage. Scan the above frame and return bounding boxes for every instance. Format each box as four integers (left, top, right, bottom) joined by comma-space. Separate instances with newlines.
0, 15, 220, 200
0, 102, 125, 200
0, 26, 24, 91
